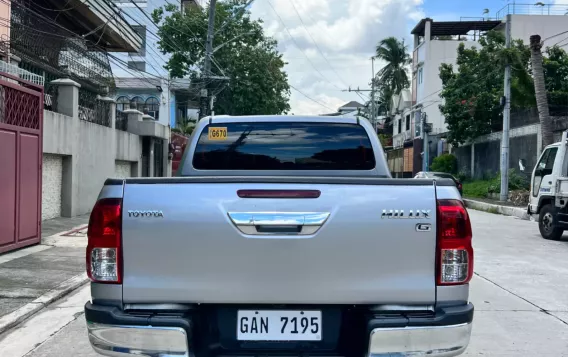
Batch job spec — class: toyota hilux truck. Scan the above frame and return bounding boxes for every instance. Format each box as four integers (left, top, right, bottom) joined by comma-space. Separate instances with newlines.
84, 116, 474, 357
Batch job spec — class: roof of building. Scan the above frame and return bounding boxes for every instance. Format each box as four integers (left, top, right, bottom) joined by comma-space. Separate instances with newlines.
340, 101, 364, 109
40, 0, 143, 52
411, 18, 502, 36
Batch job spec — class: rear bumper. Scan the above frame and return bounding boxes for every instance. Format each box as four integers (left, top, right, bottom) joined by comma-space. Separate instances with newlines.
369, 323, 471, 356
85, 302, 474, 357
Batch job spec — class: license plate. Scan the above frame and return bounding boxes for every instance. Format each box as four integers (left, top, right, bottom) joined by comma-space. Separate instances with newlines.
237, 310, 322, 341
208, 127, 227, 140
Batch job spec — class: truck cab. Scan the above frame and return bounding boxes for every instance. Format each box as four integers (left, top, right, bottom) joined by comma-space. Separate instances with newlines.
529, 131, 568, 240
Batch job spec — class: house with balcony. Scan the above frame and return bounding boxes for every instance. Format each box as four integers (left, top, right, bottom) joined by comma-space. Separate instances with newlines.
409, 18, 502, 172
409, 4, 568, 172
2, 0, 173, 223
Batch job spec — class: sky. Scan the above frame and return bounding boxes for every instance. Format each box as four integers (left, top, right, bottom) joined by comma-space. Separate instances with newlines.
248, 0, 568, 115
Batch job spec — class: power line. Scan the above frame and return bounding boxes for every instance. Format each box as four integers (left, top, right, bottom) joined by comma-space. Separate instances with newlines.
543, 29, 568, 43
213, 0, 255, 36
3, 0, 180, 98
266, 0, 342, 91
125, 0, 227, 77
289, 84, 335, 112
288, 0, 349, 89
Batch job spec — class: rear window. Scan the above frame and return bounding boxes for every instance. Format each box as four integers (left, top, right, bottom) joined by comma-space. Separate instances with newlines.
192, 122, 375, 170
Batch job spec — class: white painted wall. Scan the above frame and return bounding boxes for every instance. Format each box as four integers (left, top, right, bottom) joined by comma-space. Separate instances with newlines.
509, 15, 568, 46
420, 40, 477, 134
42, 154, 62, 221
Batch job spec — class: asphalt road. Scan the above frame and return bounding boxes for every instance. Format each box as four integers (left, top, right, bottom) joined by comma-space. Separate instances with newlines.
1, 209, 567, 356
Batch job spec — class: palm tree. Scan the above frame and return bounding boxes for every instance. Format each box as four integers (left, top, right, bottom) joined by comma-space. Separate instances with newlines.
529, 34, 553, 150
375, 37, 411, 106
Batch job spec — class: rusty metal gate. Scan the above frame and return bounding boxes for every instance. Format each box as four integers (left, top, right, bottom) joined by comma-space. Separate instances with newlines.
0, 72, 43, 253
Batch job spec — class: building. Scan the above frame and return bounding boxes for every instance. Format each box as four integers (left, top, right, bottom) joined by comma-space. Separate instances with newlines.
391, 89, 413, 148
338, 101, 364, 114
410, 18, 501, 136
321, 101, 364, 117
387, 89, 418, 178
110, 0, 205, 74
114, 77, 200, 128
0, 0, 173, 253
407, 3, 568, 173
110, 0, 203, 127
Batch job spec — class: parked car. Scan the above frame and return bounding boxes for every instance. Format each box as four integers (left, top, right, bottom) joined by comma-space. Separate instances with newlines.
85, 116, 474, 357
415, 171, 463, 195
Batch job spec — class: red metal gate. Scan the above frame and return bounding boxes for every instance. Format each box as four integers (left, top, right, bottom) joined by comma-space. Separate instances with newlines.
0, 72, 43, 254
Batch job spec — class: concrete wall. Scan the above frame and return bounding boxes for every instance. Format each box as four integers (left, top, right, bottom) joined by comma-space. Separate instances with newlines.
40, 80, 172, 219
510, 15, 568, 46
422, 40, 477, 134
454, 123, 540, 179
115, 160, 132, 178
42, 113, 147, 218
41, 154, 63, 220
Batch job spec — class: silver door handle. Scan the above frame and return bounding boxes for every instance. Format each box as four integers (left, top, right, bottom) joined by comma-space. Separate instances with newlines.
227, 212, 330, 235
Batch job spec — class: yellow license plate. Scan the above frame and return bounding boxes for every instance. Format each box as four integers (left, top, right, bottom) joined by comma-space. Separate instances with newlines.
208, 127, 228, 141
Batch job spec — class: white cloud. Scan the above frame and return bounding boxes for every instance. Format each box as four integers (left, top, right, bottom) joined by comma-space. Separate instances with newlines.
250, 0, 424, 115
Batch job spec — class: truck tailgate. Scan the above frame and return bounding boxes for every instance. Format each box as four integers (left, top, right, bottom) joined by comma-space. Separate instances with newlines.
121, 179, 437, 304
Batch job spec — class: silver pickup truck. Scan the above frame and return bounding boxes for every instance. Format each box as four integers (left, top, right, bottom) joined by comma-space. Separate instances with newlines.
84, 116, 474, 357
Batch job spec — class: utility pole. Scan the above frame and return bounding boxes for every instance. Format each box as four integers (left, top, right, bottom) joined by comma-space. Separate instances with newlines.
371, 57, 376, 132
199, 0, 217, 119
342, 86, 375, 125
500, 14, 511, 202
422, 112, 429, 172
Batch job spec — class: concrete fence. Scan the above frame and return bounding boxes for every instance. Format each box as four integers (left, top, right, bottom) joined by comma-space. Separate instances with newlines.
42, 79, 171, 220
454, 116, 568, 180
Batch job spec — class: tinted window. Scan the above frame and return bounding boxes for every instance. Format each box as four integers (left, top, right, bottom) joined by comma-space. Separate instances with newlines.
193, 122, 375, 170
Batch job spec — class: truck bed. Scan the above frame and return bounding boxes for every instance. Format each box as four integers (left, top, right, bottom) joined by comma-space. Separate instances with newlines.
111, 176, 452, 305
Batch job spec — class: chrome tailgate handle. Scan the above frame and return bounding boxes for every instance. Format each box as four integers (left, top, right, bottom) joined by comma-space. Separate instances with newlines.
228, 212, 330, 236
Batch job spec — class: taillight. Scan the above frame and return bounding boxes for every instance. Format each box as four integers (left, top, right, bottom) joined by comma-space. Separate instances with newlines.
458, 182, 463, 190
436, 199, 473, 285
86, 198, 122, 284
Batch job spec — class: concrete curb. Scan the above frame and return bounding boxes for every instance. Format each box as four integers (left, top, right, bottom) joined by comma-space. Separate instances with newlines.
464, 198, 531, 220
0, 273, 88, 335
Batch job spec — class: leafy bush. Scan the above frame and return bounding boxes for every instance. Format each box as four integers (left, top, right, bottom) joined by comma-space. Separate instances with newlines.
462, 169, 529, 198
548, 91, 568, 106
462, 180, 493, 198
430, 154, 458, 174
456, 170, 469, 183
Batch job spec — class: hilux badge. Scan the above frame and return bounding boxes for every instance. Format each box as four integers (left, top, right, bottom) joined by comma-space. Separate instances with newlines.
128, 210, 164, 218
381, 209, 431, 219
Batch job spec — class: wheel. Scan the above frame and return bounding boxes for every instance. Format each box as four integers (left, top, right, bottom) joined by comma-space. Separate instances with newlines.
538, 204, 564, 240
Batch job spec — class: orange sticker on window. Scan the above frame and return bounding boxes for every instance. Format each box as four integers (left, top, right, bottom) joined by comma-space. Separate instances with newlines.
208, 127, 227, 140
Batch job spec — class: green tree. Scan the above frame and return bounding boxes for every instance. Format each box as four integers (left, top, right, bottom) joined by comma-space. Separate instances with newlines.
430, 154, 458, 174
172, 118, 196, 136
438, 31, 534, 145
543, 46, 568, 108
152, 1, 290, 115
375, 37, 411, 109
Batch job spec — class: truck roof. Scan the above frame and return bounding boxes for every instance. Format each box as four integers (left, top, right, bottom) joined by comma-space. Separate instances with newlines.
199, 115, 360, 124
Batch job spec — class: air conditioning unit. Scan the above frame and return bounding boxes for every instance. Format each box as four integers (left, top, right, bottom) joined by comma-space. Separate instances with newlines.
147, 111, 158, 120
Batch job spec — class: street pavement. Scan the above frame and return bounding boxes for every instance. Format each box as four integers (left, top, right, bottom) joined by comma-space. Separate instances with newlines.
0, 216, 89, 335
0, 209, 567, 356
